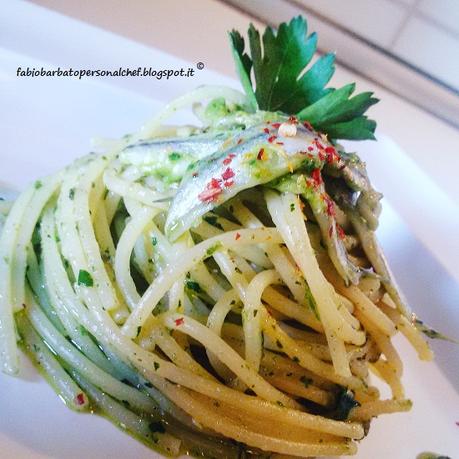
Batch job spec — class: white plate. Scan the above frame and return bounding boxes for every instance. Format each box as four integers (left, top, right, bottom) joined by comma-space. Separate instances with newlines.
1, 3, 458, 459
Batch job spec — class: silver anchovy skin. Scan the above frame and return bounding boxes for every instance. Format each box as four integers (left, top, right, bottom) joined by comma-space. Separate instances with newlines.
328, 180, 411, 318
165, 123, 320, 240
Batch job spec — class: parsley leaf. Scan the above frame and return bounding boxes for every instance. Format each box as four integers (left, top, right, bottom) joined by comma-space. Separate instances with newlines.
229, 16, 378, 141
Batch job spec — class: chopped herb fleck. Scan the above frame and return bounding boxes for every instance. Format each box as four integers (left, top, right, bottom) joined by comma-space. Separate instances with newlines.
168, 152, 181, 161
300, 376, 313, 388
77, 269, 93, 287
186, 280, 201, 293
68, 188, 75, 200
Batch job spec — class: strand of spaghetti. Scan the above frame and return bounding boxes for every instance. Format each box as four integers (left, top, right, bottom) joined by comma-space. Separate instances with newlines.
41, 204, 193, 422
265, 190, 365, 346
104, 191, 121, 224
16, 312, 90, 411
262, 374, 333, 407
206, 290, 239, 380
260, 351, 334, 392
189, 261, 226, 301
122, 228, 282, 337
10, 177, 61, 313
379, 300, 433, 360
264, 335, 332, 362
150, 325, 213, 379
42, 240, 364, 442
115, 205, 158, 309
93, 192, 116, 262
322, 257, 396, 336
161, 311, 298, 409
265, 191, 355, 376
73, 157, 120, 311
0, 180, 53, 374
371, 359, 404, 400
136, 85, 248, 139
144, 378, 357, 457
25, 294, 159, 414
193, 221, 272, 268
133, 231, 155, 283
334, 293, 360, 329
223, 338, 334, 406
231, 201, 310, 306
48, 189, 365, 439
261, 308, 364, 391
349, 399, 412, 422
70, 369, 181, 456
221, 400, 339, 443
355, 310, 403, 377
40, 207, 119, 374
104, 168, 171, 209
262, 287, 323, 332
244, 270, 281, 371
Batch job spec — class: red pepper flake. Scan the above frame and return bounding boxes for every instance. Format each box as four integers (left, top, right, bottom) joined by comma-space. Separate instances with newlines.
313, 139, 325, 151
325, 146, 340, 163
311, 168, 323, 186
75, 393, 85, 406
198, 188, 221, 202
288, 116, 298, 124
223, 153, 235, 165
303, 121, 314, 131
192, 172, 198, 178
336, 224, 345, 239
237, 138, 243, 144
257, 148, 265, 160
271, 122, 281, 129
328, 226, 333, 238
221, 168, 235, 181
174, 317, 185, 327
307, 146, 313, 152
276, 141, 284, 146
263, 128, 270, 134
198, 177, 223, 203
223, 180, 234, 187
324, 196, 336, 217
268, 135, 277, 143
235, 232, 241, 240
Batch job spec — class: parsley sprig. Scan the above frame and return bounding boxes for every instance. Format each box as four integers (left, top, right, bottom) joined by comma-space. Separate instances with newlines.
229, 16, 379, 140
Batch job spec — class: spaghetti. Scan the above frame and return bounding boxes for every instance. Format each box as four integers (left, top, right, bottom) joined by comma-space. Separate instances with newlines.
0, 84, 433, 458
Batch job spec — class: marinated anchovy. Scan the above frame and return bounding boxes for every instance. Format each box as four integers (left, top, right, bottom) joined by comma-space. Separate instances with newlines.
269, 173, 371, 286
326, 152, 382, 231
119, 133, 231, 183
165, 121, 328, 240
328, 180, 411, 318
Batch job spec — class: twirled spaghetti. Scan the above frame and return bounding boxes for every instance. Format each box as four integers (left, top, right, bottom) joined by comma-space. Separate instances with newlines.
0, 83, 434, 458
